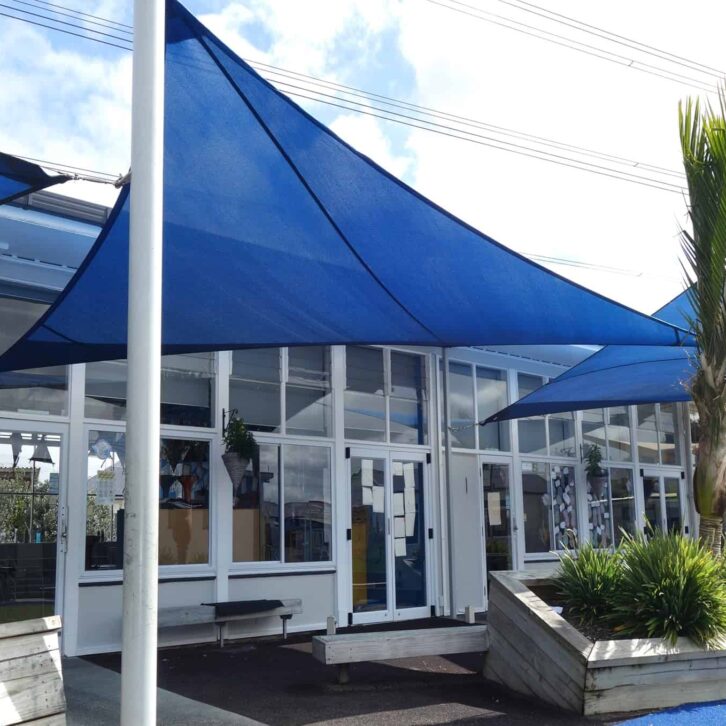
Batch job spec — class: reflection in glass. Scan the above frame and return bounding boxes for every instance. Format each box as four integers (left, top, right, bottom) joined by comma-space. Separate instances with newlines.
477, 368, 509, 451
483, 463, 511, 572
659, 404, 681, 466
522, 462, 550, 553
345, 347, 385, 442
663, 477, 682, 533
607, 407, 632, 461
549, 414, 576, 458
0, 431, 60, 623
643, 475, 662, 532
609, 468, 636, 544
286, 347, 331, 437
86, 432, 210, 568
284, 445, 331, 562
390, 352, 427, 445
448, 362, 475, 448
230, 349, 281, 432
582, 410, 606, 456
392, 460, 426, 609
637, 404, 659, 464
517, 374, 547, 455
351, 457, 387, 612
587, 464, 611, 549
233, 443, 280, 562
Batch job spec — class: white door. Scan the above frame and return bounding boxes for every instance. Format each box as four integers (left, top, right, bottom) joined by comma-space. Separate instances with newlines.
642, 470, 685, 534
348, 449, 430, 624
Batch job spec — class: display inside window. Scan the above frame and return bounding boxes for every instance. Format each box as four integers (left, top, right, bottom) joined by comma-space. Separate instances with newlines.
482, 462, 512, 572
522, 461, 577, 554
232, 442, 332, 563
345, 346, 385, 441
85, 353, 214, 427
85, 431, 210, 569
286, 347, 331, 437
230, 348, 281, 432
477, 367, 509, 451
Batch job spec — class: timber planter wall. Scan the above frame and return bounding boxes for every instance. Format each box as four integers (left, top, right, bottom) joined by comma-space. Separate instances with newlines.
0, 616, 66, 725
484, 571, 726, 717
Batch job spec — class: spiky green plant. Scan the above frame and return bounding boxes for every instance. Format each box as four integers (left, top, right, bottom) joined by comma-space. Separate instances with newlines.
679, 90, 726, 554
554, 541, 621, 625
610, 530, 726, 647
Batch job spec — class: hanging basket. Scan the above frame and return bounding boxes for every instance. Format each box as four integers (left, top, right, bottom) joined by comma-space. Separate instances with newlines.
588, 467, 608, 499
222, 452, 249, 487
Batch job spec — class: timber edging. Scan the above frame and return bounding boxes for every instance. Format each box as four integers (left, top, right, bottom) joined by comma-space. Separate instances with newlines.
483, 571, 726, 716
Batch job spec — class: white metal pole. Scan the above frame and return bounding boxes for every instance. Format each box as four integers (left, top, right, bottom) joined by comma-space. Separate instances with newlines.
442, 348, 456, 616
120, 1, 165, 724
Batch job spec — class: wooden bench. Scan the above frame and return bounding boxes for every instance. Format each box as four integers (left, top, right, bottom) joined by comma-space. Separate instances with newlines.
158, 599, 302, 647
312, 624, 489, 683
0, 615, 66, 724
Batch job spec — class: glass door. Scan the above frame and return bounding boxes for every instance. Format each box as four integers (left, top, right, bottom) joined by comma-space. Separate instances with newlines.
0, 429, 64, 624
349, 450, 429, 624
642, 471, 683, 534
481, 461, 514, 574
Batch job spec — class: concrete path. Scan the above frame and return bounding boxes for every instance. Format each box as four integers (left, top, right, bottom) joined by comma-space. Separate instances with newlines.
64, 657, 264, 725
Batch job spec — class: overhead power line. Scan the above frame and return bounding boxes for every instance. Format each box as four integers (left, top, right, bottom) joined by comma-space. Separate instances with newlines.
423, 0, 717, 94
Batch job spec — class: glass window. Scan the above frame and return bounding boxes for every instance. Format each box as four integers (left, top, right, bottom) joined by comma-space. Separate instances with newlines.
390, 352, 428, 445
636, 404, 659, 464
233, 443, 280, 562
345, 347, 385, 442
0, 431, 61, 621
284, 445, 332, 562
659, 403, 681, 465
522, 461, 576, 554
517, 374, 547, 456
85, 431, 210, 569
286, 347, 331, 437
587, 462, 611, 549
230, 349, 281, 433
688, 402, 699, 465
582, 410, 606, 456
232, 443, 332, 563
548, 413, 576, 458
606, 406, 632, 462
609, 467, 636, 545
476, 367, 509, 451
85, 354, 214, 427
448, 362, 475, 449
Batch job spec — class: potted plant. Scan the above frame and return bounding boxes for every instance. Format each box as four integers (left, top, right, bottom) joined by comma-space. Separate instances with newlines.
585, 444, 608, 499
222, 415, 257, 487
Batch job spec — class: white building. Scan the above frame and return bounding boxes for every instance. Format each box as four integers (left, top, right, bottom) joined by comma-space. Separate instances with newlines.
0, 190, 695, 656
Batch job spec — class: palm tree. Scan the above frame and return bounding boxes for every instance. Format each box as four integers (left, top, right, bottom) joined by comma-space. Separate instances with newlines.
679, 90, 726, 555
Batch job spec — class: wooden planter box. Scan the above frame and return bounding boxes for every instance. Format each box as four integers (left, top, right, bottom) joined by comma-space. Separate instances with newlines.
0, 615, 66, 725
484, 572, 726, 716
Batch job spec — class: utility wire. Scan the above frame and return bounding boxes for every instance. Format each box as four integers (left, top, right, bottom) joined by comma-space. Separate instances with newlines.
25, 0, 132, 30
422, 0, 717, 94
0, 3, 690, 193
494, 0, 725, 78
12, 0, 132, 35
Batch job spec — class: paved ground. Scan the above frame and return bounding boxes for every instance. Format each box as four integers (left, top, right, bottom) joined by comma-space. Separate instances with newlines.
84, 630, 620, 725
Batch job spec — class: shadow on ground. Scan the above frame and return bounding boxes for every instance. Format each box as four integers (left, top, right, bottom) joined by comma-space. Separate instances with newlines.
86, 627, 616, 726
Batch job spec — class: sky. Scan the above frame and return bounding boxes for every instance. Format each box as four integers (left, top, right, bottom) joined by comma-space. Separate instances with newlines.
1, 0, 724, 314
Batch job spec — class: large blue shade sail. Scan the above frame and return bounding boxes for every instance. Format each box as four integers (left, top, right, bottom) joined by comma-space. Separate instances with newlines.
0, 1, 693, 373
0, 152, 69, 205
487, 291, 696, 422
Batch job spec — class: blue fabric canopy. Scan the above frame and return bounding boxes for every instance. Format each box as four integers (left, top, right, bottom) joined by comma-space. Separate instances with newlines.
0, 152, 69, 205
0, 1, 693, 373
486, 291, 695, 422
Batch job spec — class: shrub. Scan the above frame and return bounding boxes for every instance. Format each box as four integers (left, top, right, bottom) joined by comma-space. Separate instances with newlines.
610, 530, 726, 647
222, 415, 257, 460
554, 541, 621, 625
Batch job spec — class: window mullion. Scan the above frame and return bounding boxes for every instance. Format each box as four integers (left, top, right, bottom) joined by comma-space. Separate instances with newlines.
279, 443, 285, 563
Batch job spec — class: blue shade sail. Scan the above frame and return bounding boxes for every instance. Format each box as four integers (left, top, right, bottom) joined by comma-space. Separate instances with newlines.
0, 1, 693, 373
0, 153, 69, 205
487, 291, 696, 421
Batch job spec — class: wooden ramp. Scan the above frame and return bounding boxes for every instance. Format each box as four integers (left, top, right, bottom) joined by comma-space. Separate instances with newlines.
313, 624, 489, 683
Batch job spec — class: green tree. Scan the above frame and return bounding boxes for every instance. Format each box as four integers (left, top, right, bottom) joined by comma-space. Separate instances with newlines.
679, 90, 726, 554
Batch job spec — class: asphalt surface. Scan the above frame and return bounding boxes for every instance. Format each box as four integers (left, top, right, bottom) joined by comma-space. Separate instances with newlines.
86, 627, 619, 725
